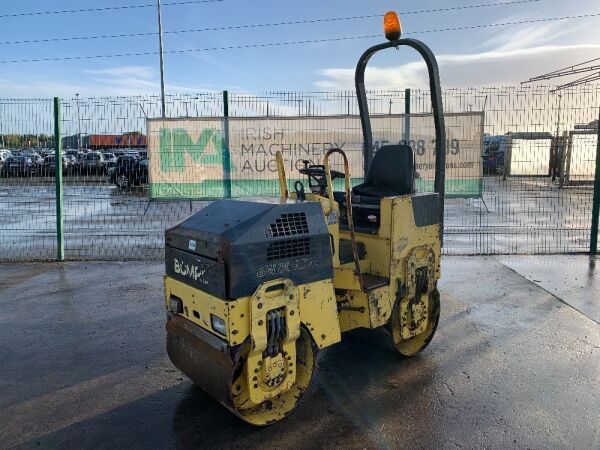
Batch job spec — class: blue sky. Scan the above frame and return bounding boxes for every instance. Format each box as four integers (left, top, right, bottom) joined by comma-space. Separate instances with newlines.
0, 0, 598, 97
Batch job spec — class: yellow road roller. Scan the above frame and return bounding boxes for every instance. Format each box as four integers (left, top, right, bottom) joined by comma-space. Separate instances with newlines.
163, 11, 446, 425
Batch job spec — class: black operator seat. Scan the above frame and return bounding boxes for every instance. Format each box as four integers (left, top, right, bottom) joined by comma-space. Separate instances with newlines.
334, 144, 415, 206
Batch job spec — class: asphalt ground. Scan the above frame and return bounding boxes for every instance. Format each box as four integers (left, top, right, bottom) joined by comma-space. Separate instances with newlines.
0, 176, 597, 260
0, 256, 598, 449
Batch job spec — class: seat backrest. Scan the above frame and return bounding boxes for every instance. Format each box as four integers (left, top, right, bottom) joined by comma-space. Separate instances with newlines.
365, 144, 414, 196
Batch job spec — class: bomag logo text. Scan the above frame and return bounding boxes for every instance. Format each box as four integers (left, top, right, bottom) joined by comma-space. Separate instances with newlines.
174, 258, 208, 284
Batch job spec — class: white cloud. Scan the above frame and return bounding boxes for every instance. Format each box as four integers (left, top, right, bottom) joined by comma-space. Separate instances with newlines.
479, 19, 589, 51
316, 8, 600, 90
315, 43, 600, 89
317, 61, 425, 90
441, 43, 600, 64
85, 67, 157, 95
82, 66, 156, 78
0, 65, 214, 97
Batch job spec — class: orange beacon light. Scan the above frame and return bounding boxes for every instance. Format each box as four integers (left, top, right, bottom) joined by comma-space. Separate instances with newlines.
384, 11, 402, 41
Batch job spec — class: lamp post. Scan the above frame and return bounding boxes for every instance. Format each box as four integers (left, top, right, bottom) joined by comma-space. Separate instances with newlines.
76, 93, 82, 149
157, 0, 167, 118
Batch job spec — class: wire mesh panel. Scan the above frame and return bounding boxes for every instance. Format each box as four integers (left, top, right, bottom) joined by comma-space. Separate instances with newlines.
57, 96, 222, 259
428, 86, 600, 254
0, 99, 56, 260
506, 137, 553, 176
0, 87, 599, 260
566, 131, 598, 183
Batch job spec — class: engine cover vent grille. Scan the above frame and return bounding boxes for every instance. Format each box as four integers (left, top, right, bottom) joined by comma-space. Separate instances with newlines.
267, 238, 311, 261
266, 212, 309, 237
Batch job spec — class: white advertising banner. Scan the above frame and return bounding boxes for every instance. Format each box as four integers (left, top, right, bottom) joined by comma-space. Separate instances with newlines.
147, 112, 484, 199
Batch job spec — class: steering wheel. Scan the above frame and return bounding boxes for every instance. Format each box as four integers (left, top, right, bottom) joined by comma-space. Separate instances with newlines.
298, 166, 345, 180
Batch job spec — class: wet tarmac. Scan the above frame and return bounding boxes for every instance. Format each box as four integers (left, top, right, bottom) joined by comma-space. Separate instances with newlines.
499, 255, 600, 323
0, 256, 598, 449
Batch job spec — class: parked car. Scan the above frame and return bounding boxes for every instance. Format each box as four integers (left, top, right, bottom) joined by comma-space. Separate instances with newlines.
108, 155, 138, 173
39, 155, 69, 176
65, 149, 82, 166
483, 135, 509, 175
110, 157, 148, 188
21, 151, 44, 165
122, 149, 140, 158
76, 152, 107, 175
1, 156, 37, 177
101, 152, 118, 169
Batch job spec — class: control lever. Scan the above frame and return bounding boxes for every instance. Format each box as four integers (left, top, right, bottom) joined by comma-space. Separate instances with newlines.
294, 181, 306, 201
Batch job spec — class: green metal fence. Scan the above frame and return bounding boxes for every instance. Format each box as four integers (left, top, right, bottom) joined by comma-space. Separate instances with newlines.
0, 98, 56, 260
0, 87, 599, 260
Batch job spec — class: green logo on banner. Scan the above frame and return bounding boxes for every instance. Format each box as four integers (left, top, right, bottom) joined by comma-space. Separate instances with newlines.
159, 128, 235, 173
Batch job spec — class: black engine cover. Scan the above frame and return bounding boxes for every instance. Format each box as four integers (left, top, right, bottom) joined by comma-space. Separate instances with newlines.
165, 198, 333, 300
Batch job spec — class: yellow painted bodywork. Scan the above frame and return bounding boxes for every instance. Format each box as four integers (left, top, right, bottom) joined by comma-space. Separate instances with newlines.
164, 191, 440, 346
165, 146, 442, 361
265, 186, 441, 338
334, 196, 441, 334
164, 276, 341, 350
244, 279, 300, 403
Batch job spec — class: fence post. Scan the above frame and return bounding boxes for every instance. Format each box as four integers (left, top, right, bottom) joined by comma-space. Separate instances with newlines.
404, 88, 411, 143
222, 90, 232, 198
590, 108, 600, 255
53, 97, 64, 261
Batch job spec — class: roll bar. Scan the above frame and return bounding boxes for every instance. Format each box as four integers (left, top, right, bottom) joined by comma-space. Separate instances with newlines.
354, 39, 446, 236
